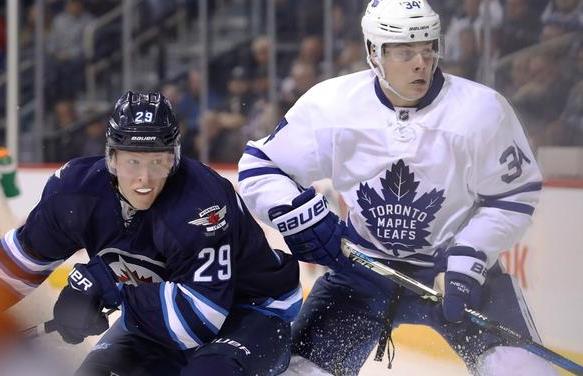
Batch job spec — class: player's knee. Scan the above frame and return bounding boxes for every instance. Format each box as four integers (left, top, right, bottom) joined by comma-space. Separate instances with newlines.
182, 354, 244, 376
476, 346, 559, 376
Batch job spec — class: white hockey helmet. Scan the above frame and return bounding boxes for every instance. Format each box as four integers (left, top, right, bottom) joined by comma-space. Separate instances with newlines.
362, 0, 441, 99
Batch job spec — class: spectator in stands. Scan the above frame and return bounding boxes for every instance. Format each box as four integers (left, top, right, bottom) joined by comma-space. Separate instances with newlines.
545, 81, 583, 146
442, 26, 479, 79
444, 0, 503, 72
176, 70, 204, 132
539, 19, 579, 42
162, 83, 198, 157
202, 66, 253, 162
543, 41, 583, 146
175, 70, 220, 159
335, 38, 367, 76
297, 36, 324, 73
243, 100, 280, 145
45, 100, 84, 162
498, 53, 531, 97
161, 83, 181, 108
242, 36, 274, 102
81, 116, 106, 157
512, 51, 570, 149
332, 0, 363, 39
20, 4, 53, 54
280, 61, 318, 113
46, 0, 94, 101
541, 0, 583, 30
295, 0, 324, 36
498, 0, 543, 56
0, 12, 4, 71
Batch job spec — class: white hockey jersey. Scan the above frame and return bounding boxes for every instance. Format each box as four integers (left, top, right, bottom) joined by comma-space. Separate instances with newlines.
238, 68, 542, 267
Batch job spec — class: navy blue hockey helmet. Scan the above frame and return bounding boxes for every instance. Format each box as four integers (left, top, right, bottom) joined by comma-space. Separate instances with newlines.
106, 91, 181, 175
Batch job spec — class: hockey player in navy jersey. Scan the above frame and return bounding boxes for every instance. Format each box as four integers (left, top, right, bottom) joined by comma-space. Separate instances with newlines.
0, 91, 302, 375
238, 1, 558, 375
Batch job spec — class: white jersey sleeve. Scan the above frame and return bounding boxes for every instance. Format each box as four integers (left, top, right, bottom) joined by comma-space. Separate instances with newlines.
454, 94, 542, 264
238, 87, 331, 224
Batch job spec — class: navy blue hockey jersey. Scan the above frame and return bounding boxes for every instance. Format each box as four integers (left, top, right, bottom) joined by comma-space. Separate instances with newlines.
0, 156, 302, 350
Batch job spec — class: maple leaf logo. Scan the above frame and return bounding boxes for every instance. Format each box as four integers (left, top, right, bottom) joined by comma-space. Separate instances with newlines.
356, 160, 445, 256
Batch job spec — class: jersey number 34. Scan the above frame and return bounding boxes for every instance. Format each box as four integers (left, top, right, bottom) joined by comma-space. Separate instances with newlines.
500, 142, 531, 183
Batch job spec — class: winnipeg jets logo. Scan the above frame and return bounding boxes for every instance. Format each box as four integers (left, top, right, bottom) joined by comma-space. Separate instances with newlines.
97, 248, 166, 286
357, 160, 445, 256
189, 205, 228, 232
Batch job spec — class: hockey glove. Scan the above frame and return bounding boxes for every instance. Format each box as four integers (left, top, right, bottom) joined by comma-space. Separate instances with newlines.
268, 187, 350, 270
53, 256, 121, 344
0, 147, 19, 198
440, 246, 488, 323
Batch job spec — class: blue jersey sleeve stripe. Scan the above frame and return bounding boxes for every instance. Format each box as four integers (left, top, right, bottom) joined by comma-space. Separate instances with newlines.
478, 181, 543, 200
239, 286, 303, 322
178, 284, 227, 330
243, 145, 271, 161
272, 285, 302, 302
160, 283, 202, 350
238, 299, 302, 322
159, 283, 182, 348
9, 230, 59, 266
480, 200, 535, 215
169, 285, 205, 348
179, 284, 229, 316
0, 243, 48, 287
177, 286, 220, 334
238, 167, 290, 182
2, 230, 61, 273
161, 282, 202, 350
119, 299, 129, 333
265, 286, 303, 310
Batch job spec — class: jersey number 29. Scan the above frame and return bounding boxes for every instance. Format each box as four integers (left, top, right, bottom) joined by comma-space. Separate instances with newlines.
194, 245, 231, 282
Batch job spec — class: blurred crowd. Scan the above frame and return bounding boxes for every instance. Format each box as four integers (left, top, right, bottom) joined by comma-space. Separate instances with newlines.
440, 0, 583, 150
0, 0, 582, 163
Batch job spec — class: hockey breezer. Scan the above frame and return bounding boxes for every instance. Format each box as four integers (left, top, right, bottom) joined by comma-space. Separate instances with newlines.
340, 239, 583, 376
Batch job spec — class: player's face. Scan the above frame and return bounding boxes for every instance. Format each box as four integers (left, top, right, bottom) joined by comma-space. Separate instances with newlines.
110, 150, 173, 210
380, 41, 437, 106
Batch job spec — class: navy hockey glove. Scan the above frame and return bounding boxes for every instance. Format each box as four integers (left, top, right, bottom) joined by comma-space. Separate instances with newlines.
53, 257, 121, 344
268, 187, 350, 270
441, 246, 488, 323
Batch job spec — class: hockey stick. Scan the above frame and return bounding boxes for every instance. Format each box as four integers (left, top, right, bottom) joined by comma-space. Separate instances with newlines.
21, 308, 117, 340
340, 239, 583, 376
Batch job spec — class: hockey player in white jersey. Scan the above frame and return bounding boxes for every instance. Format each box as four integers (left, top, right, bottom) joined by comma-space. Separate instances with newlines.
238, 0, 559, 375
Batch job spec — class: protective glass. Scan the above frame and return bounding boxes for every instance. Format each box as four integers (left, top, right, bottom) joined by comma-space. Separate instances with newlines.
111, 151, 175, 179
